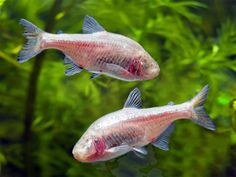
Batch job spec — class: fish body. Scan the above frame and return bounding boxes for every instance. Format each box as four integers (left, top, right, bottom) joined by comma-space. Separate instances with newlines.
72, 85, 215, 162
18, 16, 159, 81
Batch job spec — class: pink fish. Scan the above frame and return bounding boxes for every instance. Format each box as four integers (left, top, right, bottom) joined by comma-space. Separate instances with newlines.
72, 85, 215, 162
18, 16, 160, 81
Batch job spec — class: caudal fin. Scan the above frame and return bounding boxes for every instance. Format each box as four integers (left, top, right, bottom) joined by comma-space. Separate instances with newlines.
191, 85, 215, 131
18, 19, 44, 63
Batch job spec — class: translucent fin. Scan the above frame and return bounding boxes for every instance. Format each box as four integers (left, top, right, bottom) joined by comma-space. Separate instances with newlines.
18, 19, 44, 63
133, 147, 148, 155
152, 123, 175, 151
65, 64, 83, 76
168, 101, 175, 105
64, 55, 73, 65
106, 63, 132, 78
106, 144, 130, 159
82, 15, 105, 34
124, 88, 142, 108
90, 73, 101, 79
191, 85, 215, 131
56, 30, 63, 34
133, 151, 145, 159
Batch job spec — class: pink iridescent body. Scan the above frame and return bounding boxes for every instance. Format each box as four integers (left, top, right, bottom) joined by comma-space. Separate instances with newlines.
41, 32, 159, 81
18, 16, 159, 81
82, 104, 190, 161
72, 86, 215, 162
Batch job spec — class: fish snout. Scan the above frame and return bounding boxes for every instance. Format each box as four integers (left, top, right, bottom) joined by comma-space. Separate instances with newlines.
72, 144, 89, 162
144, 61, 160, 80
72, 148, 89, 162
151, 64, 160, 77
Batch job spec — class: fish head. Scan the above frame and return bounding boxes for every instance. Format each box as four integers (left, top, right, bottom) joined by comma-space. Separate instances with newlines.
140, 53, 160, 80
129, 52, 160, 80
72, 132, 106, 162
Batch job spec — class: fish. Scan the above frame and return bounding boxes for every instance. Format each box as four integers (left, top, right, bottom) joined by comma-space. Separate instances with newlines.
17, 16, 160, 81
72, 85, 215, 162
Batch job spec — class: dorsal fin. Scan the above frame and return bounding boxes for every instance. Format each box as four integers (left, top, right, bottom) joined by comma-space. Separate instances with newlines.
124, 88, 142, 108
82, 15, 105, 34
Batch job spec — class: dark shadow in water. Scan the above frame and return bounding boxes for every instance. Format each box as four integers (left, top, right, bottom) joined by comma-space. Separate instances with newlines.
95, 146, 163, 177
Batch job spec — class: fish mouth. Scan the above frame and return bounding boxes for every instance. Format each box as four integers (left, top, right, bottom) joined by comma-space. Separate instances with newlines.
151, 66, 160, 77
72, 147, 98, 163
143, 65, 160, 80
72, 151, 91, 163
72, 145, 89, 162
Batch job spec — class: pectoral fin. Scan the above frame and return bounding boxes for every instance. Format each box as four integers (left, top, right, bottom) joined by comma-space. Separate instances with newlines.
108, 145, 130, 153
133, 147, 148, 158
105, 144, 131, 159
106, 63, 132, 76
133, 147, 147, 155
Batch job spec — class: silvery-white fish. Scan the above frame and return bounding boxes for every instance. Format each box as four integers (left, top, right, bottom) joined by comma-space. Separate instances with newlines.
72, 85, 215, 162
18, 16, 160, 81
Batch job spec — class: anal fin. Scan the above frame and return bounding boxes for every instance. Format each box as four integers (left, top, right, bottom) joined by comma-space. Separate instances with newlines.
152, 123, 175, 151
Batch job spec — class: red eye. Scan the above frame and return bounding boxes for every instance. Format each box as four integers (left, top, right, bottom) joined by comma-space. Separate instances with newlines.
94, 138, 105, 156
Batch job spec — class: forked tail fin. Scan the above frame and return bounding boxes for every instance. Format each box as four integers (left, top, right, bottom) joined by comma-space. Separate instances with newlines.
18, 19, 44, 63
190, 85, 215, 131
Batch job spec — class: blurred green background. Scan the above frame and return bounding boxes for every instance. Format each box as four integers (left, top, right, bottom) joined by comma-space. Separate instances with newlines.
0, 0, 236, 177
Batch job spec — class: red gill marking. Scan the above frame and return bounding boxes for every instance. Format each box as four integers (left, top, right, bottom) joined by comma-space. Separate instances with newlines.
87, 153, 99, 162
86, 137, 106, 162
127, 59, 142, 76
94, 137, 106, 156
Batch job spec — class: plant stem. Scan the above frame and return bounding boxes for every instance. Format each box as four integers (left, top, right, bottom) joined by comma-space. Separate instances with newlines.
22, 0, 62, 177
